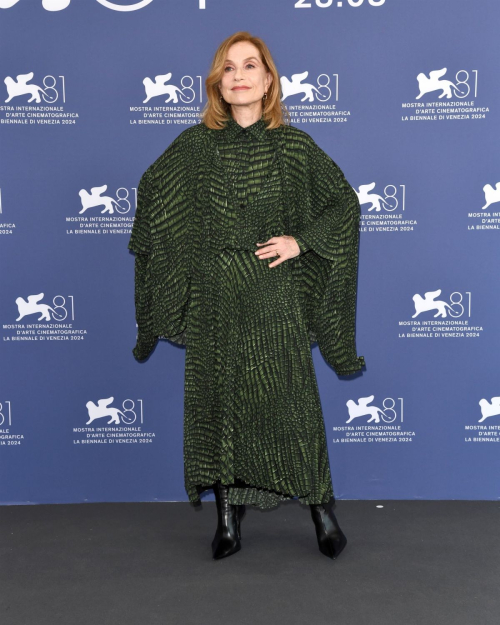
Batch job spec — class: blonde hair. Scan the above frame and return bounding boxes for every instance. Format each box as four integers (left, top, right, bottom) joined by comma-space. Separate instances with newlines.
201, 31, 291, 130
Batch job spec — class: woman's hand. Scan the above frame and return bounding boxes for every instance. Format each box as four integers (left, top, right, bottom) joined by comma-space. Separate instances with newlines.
255, 235, 300, 268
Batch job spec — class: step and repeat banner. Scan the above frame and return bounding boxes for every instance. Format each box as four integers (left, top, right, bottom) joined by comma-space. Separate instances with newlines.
1, 0, 499, 505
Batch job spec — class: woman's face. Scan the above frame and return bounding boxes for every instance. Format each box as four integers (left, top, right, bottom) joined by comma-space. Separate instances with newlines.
219, 41, 273, 109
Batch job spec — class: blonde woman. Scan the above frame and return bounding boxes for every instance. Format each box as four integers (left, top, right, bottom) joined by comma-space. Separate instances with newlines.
128, 31, 365, 560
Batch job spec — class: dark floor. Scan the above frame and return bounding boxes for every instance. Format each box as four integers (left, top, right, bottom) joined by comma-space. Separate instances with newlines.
1, 500, 499, 625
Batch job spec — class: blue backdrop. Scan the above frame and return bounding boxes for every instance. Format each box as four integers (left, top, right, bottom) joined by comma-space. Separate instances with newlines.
1, 0, 499, 505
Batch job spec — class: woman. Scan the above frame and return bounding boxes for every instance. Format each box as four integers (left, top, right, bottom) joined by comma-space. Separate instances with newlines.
128, 32, 365, 561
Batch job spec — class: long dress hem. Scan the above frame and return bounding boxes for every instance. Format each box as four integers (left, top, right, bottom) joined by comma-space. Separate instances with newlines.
187, 478, 335, 510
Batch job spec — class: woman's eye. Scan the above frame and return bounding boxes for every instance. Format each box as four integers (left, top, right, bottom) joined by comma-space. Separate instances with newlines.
224, 64, 255, 72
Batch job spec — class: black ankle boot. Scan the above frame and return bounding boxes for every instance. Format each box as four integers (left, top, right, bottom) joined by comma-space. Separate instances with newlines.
211, 482, 243, 560
309, 503, 347, 560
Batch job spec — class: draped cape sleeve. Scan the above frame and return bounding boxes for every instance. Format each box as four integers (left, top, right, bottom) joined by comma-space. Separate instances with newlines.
291, 136, 366, 376
128, 128, 195, 361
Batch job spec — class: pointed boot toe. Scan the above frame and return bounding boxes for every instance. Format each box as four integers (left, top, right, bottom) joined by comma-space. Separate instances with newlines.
212, 534, 242, 559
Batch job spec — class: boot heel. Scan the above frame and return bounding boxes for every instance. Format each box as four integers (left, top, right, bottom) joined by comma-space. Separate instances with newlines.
309, 503, 347, 560
211, 482, 242, 560
236, 504, 246, 541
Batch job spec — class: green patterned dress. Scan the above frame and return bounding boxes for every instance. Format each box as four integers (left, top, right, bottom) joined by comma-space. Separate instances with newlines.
128, 114, 365, 510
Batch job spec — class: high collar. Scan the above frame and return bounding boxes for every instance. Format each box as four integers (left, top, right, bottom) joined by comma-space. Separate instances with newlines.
222, 113, 268, 141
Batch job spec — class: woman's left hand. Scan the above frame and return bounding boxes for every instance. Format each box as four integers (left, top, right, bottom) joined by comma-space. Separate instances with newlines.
255, 235, 300, 268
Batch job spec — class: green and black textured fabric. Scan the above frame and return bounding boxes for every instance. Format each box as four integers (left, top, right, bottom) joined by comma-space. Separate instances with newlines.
128, 113, 365, 509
